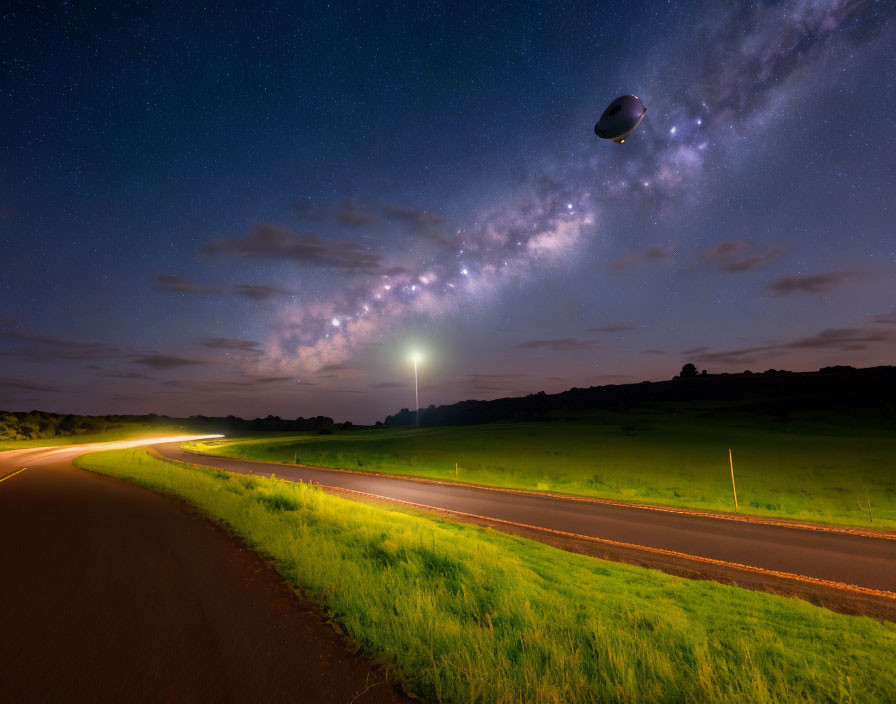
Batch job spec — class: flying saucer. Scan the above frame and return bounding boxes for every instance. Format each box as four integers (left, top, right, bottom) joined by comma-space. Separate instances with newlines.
594, 95, 647, 144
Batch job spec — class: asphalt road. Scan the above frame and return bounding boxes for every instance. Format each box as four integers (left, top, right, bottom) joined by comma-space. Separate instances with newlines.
0, 438, 408, 704
158, 444, 896, 594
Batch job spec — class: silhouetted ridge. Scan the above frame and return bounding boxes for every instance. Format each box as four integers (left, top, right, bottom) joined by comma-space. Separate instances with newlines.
383, 366, 896, 427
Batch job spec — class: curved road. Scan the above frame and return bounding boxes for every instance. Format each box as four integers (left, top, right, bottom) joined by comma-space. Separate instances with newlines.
158, 444, 896, 596
0, 438, 408, 703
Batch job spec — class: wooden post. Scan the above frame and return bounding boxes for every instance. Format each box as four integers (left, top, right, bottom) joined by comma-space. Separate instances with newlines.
455, 462, 458, 480
729, 448, 738, 513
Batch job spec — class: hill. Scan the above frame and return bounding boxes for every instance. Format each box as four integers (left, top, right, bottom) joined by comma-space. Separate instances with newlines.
384, 365, 896, 428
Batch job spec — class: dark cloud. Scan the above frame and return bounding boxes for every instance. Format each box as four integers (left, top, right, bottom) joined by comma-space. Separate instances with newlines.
97, 369, 155, 380
154, 274, 219, 295
719, 247, 784, 273
785, 327, 893, 350
156, 375, 295, 394
607, 245, 673, 271
297, 197, 447, 232
110, 394, 148, 402
201, 337, 263, 352
0, 377, 63, 393
765, 271, 868, 296
0, 330, 121, 361
870, 309, 896, 325
335, 197, 379, 227
201, 223, 381, 271
641, 349, 667, 355
692, 326, 895, 365
697, 241, 782, 272
295, 197, 379, 227
645, 245, 671, 259
369, 381, 406, 389
318, 363, 358, 373
232, 284, 292, 301
156, 274, 290, 301
588, 323, 636, 333
381, 204, 447, 228
131, 354, 204, 369
313, 363, 364, 380
451, 373, 527, 393
701, 240, 750, 261
515, 338, 602, 351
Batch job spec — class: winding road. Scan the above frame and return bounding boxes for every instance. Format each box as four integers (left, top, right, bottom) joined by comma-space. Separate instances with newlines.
2, 434, 894, 703
156, 444, 896, 605
0, 437, 409, 704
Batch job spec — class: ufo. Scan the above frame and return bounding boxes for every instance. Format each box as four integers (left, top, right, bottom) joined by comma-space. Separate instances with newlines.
594, 95, 647, 144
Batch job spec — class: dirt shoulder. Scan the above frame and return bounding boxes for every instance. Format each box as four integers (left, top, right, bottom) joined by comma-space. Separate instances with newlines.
0, 457, 409, 703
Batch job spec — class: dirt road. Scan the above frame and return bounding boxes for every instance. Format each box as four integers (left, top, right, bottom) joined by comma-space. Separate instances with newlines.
0, 441, 408, 703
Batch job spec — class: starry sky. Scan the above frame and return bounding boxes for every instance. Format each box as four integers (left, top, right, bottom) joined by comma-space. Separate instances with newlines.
2, 0, 894, 423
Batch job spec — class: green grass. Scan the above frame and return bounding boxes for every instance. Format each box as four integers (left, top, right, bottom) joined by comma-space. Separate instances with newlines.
76, 448, 896, 703
183, 415, 896, 529
0, 424, 190, 451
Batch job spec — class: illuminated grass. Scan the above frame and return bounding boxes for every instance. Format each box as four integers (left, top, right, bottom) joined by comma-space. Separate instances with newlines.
184, 418, 896, 529
77, 448, 896, 703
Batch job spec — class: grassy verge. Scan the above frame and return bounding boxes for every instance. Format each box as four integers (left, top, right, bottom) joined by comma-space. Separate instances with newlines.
76, 448, 896, 703
183, 417, 896, 529
0, 424, 190, 451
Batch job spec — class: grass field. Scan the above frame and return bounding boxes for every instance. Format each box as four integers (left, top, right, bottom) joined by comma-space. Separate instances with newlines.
0, 424, 190, 451
183, 415, 896, 529
76, 448, 896, 703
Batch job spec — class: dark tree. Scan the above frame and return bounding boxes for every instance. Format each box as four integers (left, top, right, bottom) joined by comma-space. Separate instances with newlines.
680, 363, 698, 378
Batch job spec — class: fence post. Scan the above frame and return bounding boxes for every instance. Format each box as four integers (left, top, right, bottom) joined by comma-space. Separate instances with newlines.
729, 448, 738, 512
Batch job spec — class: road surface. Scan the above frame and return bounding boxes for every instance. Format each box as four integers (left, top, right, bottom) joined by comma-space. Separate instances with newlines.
157, 445, 896, 598
0, 437, 409, 703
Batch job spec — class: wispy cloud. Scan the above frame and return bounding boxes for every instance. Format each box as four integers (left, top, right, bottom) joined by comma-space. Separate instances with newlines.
449, 373, 529, 393
201, 223, 381, 271
515, 338, 602, 351
606, 245, 673, 272
691, 326, 895, 365
588, 323, 636, 333
699, 241, 783, 272
369, 381, 406, 389
719, 247, 784, 273
335, 197, 379, 227
201, 337, 264, 353
95, 369, 155, 380
0, 377, 63, 393
701, 240, 751, 261
765, 271, 868, 295
157, 375, 294, 393
156, 274, 291, 301
0, 330, 121, 361
131, 354, 204, 369
870, 308, 896, 325
296, 197, 446, 230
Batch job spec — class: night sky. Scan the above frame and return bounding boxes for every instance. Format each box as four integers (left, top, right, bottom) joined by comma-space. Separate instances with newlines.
2, 1, 894, 423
